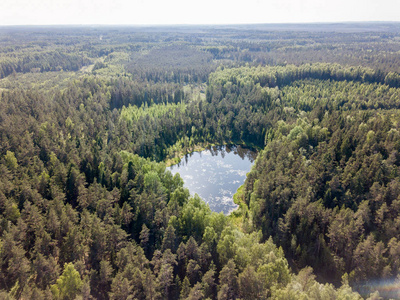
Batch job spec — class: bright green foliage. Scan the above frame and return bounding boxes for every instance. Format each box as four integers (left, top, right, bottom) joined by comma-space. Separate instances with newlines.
271, 267, 362, 300
4, 151, 18, 170
51, 263, 83, 300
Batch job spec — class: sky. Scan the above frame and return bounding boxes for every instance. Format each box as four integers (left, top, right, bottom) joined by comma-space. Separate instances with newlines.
0, 0, 399, 26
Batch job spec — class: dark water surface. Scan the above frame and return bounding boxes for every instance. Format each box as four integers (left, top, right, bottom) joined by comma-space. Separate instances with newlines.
168, 145, 257, 214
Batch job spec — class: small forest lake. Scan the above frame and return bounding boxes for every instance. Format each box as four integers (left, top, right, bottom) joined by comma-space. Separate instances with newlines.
168, 145, 257, 214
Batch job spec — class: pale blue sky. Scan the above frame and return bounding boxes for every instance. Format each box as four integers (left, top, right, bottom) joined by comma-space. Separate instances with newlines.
0, 0, 399, 25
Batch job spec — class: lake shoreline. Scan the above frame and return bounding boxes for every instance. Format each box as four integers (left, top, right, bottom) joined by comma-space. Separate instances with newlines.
168, 145, 257, 215
164, 141, 260, 167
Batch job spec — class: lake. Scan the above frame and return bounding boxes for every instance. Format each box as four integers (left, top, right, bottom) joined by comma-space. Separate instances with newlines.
168, 145, 257, 214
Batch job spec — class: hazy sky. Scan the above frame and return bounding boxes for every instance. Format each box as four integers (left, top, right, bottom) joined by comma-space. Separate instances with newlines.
0, 0, 399, 25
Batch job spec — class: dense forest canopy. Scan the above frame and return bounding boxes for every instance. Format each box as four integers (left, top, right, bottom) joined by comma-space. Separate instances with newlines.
1, 23, 400, 299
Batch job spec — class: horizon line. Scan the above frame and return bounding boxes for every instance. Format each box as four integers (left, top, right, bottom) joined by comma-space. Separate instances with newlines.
1, 21, 400, 27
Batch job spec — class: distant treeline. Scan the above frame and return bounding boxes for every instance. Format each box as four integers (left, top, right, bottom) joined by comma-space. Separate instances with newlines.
0, 51, 92, 78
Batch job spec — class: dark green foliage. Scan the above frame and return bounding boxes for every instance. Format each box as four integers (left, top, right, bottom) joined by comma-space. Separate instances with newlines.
238, 74, 400, 291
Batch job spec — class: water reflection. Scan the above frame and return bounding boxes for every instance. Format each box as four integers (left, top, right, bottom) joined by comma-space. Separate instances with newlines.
169, 145, 257, 214
174, 145, 257, 168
